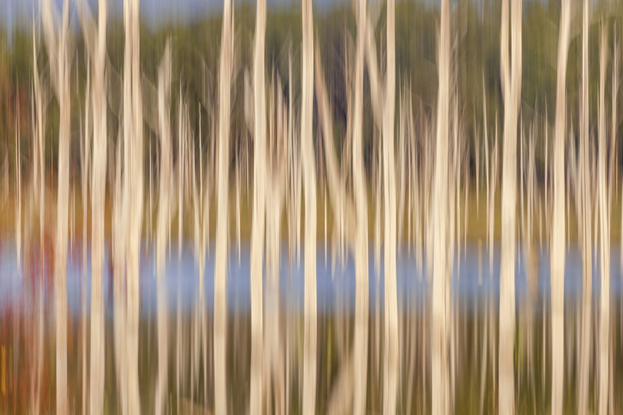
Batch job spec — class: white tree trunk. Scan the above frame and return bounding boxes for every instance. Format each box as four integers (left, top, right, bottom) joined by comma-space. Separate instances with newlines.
382, 0, 398, 412
431, 0, 451, 413
214, 0, 233, 411
597, 24, 610, 415
249, 0, 266, 409
352, 1, 369, 413
498, 0, 522, 412
550, 1, 571, 414
301, 0, 317, 412
41, 0, 71, 411
155, 41, 172, 415
122, 0, 144, 411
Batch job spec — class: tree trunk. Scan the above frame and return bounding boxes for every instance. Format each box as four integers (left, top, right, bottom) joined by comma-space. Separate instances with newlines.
214, 0, 233, 411
431, 0, 451, 413
154, 41, 172, 415
551, 1, 571, 414
498, 0, 522, 412
382, 0, 398, 412
249, 0, 266, 409
41, 0, 72, 411
352, 1, 369, 413
301, 0, 318, 413
597, 23, 610, 415
123, 0, 144, 411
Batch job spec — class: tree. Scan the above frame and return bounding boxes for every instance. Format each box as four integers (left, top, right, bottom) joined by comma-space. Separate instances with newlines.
498, 0, 522, 412
550, 1, 571, 413
41, 0, 72, 411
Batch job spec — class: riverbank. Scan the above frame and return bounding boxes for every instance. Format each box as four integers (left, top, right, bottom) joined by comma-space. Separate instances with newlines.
1, 184, 622, 244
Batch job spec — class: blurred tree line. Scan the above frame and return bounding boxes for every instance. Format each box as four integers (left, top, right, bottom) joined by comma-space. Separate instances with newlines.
0, 0, 622, 186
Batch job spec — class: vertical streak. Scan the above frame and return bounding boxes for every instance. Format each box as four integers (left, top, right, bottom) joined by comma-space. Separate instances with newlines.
498, 0, 522, 412
431, 0, 450, 413
597, 23, 610, 415
352, 0, 369, 413
382, 0, 398, 411
249, 0, 266, 409
301, 0, 317, 413
578, 1, 592, 412
214, 0, 233, 411
551, 1, 571, 414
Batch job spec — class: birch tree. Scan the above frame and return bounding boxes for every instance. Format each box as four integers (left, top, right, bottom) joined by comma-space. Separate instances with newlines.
41, 0, 72, 411
154, 41, 172, 415
361, 0, 398, 410
431, 0, 451, 413
498, 0, 522, 412
77, 0, 108, 412
249, 0, 266, 408
352, 1, 370, 412
382, 0, 398, 411
301, 0, 318, 413
315, 11, 368, 409
550, 1, 571, 413
214, 0, 234, 410
577, 1, 592, 412
121, 0, 144, 411
597, 22, 610, 415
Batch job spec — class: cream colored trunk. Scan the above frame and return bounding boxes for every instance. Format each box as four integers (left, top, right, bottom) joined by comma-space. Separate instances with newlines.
597, 24, 610, 415
301, 0, 317, 413
498, 0, 522, 412
249, 0, 266, 410
577, 2, 592, 413
352, 1, 369, 413
431, 0, 451, 413
155, 41, 172, 415
41, 0, 72, 411
550, 1, 570, 414
214, 0, 233, 411
382, 0, 398, 412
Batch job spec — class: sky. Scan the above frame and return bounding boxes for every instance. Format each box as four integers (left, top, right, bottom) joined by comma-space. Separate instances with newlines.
1, 0, 354, 31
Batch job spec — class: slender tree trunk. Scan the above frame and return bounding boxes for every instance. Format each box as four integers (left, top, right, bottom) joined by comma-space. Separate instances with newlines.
498, 0, 522, 412
122, 0, 144, 411
155, 41, 172, 415
249, 0, 266, 409
214, 0, 233, 411
301, 0, 317, 413
77, 1, 109, 413
597, 23, 610, 415
41, 0, 72, 411
353, 1, 369, 413
578, 2, 592, 413
431, 0, 451, 413
382, 0, 398, 412
551, 1, 571, 414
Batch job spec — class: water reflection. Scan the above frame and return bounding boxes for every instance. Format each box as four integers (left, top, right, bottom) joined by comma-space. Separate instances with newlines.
0, 242, 622, 413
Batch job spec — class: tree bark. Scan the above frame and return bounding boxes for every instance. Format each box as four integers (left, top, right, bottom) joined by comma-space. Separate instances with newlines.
301, 0, 318, 413
498, 0, 522, 412
214, 0, 233, 411
41, 0, 71, 411
597, 23, 610, 415
431, 0, 451, 413
551, 1, 571, 414
249, 0, 266, 409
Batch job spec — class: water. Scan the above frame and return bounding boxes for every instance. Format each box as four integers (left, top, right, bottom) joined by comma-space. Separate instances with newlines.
1, 240, 623, 413
1, 241, 621, 315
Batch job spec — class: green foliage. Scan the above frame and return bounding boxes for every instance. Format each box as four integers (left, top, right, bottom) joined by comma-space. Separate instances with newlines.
1, 0, 623, 183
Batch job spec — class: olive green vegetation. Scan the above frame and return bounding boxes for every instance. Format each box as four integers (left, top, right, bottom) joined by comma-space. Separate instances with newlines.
2, 182, 623, 244
2, 0, 623, 229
